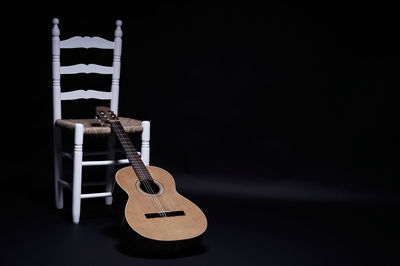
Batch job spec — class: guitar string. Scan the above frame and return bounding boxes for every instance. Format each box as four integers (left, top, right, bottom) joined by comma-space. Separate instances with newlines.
108, 117, 168, 217
111, 122, 168, 217
111, 122, 165, 215
110, 122, 163, 213
113, 124, 167, 217
125, 136, 169, 218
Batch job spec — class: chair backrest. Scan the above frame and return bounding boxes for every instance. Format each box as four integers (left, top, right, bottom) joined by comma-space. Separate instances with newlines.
52, 18, 123, 123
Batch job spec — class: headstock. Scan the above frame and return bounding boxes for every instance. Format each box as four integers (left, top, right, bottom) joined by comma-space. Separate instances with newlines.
95, 106, 118, 125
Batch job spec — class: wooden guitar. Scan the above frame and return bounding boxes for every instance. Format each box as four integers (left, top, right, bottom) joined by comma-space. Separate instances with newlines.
95, 106, 207, 256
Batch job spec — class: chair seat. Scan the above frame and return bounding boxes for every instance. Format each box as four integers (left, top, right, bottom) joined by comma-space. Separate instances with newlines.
56, 117, 143, 135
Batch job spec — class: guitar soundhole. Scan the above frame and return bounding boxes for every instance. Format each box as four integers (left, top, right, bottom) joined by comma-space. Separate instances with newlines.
139, 180, 161, 195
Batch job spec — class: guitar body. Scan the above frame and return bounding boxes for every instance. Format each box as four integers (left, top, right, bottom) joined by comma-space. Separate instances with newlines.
95, 106, 207, 256
114, 165, 207, 256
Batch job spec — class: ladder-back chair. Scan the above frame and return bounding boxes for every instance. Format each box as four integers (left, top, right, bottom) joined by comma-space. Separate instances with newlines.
52, 18, 150, 224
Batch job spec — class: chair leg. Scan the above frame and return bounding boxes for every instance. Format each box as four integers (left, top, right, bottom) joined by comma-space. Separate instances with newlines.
141, 121, 150, 166
72, 123, 84, 224
53, 126, 64, 209
105, 135, 116, 205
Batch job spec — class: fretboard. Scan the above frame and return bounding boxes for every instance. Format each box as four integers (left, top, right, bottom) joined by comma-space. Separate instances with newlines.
110, 121, 152, 182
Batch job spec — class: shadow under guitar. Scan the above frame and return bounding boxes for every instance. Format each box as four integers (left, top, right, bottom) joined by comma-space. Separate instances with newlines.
105, 181, 208, 258
117, 231, 208, 259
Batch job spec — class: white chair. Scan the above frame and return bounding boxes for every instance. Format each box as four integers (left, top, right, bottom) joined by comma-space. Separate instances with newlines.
52, 18, 150, 224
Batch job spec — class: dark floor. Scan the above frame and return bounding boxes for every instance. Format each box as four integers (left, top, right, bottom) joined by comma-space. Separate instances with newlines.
1, 168, 400, 266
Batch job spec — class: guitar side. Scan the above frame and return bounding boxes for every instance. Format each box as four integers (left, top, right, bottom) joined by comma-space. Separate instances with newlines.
114, 165, 207, 255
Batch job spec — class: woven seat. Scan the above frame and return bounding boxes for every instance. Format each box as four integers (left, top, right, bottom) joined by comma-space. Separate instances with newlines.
56, 117, 143, 135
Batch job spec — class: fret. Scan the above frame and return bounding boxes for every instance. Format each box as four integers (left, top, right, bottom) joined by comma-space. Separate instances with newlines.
110, 121, 152, 181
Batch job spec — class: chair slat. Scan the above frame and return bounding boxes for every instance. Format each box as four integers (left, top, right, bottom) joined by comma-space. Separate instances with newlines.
60, 64, 113, 74
60, 36, 114, 49
60, 90, 112, 100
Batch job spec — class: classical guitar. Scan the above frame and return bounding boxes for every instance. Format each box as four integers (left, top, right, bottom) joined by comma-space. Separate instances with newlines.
95, 106, 207, 255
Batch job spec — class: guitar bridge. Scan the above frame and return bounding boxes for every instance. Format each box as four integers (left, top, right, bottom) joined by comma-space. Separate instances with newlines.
145, 211, 185, 219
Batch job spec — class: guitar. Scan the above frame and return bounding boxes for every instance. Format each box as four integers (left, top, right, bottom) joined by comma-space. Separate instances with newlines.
95, 106, 207, 256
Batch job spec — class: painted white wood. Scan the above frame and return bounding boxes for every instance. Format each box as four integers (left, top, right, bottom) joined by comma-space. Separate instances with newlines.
51, 18, 152, 224
110, 20, 123, 114
81, 192, 112, 199
61, 152, 73, 159
60, 36, 114, 49
52, 18, 65, 210
141, 121, 150, 166
82, 158, 129, 166
58, 179, 72, 189
72, 123, 84, 224
60, 64, 113, 75
60, 90, 112, 100
52, 18, 62, 122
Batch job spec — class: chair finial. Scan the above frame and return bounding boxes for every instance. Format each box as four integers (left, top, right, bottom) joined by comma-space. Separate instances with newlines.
52, 18, 60, 36
115, 20, 123, 37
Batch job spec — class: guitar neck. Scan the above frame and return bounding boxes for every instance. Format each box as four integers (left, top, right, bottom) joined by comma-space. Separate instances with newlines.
110, 120, 152, 182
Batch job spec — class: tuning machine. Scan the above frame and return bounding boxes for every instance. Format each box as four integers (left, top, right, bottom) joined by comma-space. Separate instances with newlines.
95, 114, 105, 126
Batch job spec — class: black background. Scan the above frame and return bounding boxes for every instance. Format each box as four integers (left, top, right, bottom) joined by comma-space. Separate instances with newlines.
2, 1, 400, 265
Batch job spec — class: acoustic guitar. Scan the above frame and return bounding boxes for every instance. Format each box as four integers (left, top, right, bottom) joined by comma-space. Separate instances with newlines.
95, 106, 207, 256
